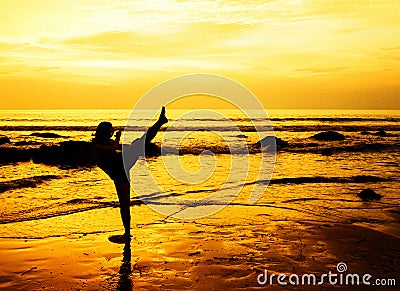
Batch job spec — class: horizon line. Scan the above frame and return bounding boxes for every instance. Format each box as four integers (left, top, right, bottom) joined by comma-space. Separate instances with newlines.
1, 108, 400, 111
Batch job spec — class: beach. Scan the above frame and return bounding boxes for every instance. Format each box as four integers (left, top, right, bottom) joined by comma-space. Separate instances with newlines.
1, 109, 399, 289
1, 206, 399, 290
1, 0, 399, 288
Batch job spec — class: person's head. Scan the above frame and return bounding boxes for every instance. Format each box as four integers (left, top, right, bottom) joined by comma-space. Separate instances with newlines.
94, 121, 114, 143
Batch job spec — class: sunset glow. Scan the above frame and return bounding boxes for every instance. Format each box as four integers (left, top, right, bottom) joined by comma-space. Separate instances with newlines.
0, 0, 399, 109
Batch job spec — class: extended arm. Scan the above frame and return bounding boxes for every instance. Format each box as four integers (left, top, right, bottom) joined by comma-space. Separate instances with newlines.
90, 140, 120, 159
90, 130, 121, 159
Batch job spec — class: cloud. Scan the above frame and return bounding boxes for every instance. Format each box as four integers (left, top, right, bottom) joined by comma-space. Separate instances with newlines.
0, 1, 399, 84
293, 67, 347, 75
62, 22, 253, 56
373, 47, 400, 61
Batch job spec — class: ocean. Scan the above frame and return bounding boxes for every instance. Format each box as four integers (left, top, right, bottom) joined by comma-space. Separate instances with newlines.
0, 109, 399, 238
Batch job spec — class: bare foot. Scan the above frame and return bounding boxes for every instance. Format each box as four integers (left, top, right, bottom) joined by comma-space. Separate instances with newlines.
158, 106, 168, 125
108, 234, 131, 244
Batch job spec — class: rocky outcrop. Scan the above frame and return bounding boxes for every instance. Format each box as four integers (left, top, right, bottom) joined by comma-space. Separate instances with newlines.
14, 141, 42, 146
1, 140, 162, 167
32, 141, 94, 167
358, 188, 382, 201
0, 136, 10, 145
311, 131, 345, 141
30, 132, 64, 138
374, 130, 387, 137
144, 142, 161, 157
321, 148, 333, 156
0, 147, 35, 164
253, 136, 289, 151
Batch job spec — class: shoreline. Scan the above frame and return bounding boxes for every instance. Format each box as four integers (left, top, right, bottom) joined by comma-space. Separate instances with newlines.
1, 207, 399, 290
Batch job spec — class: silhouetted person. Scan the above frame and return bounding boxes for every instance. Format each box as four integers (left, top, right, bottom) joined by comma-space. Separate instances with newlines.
91, 107, 168, 242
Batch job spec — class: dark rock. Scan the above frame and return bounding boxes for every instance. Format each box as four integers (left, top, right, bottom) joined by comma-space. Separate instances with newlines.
321, 148, 333, 156
253, 136, 289, 151
33, 141, 94, 167
1, 139, 161, 167
14, 140, 42, 146
358, 188, 382, 201
145, 142, 161, 157
0, 136, 10, 145
375, 130, 387, 137
311, 131, 345, 141
30, 132, 63, 138
307, 142, 319, 147
360, 131, 370, 135
277, 138, 289, 148
0, 147, 37, 164
32, 145, 60, 164
33, 140, 161, 165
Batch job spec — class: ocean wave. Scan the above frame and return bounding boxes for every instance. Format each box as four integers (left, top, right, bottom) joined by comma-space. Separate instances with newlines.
0, 175, 60, 193
1, 138, 399, 168
0, 174, 393, 225
249, 175, 392, 185
271, 117, 400, 122
284, 142, 400, 154
0, 198, 143, 224
0, 125, 267, 132
2, 116, 400, 123
273, 125, 400, 132
1, 124, 400, 132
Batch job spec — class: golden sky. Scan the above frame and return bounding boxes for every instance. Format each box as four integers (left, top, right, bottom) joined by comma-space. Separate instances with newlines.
0, 0, 399, 109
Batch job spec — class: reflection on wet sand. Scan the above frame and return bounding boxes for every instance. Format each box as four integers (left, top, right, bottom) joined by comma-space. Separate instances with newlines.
117, 243, 132, 291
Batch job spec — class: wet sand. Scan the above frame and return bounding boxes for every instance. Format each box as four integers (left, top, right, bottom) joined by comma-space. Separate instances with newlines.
0, 205, 399, 290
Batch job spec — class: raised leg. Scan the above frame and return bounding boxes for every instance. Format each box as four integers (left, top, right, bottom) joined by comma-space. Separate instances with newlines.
143, 106, 168, 144
122, 106, 168, 170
